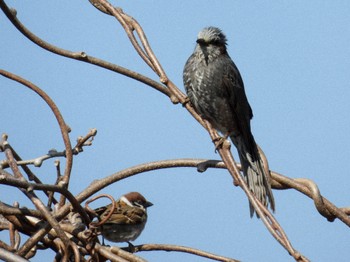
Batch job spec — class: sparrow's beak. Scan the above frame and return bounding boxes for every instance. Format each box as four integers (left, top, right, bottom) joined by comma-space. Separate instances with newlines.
144, 201, 153, 208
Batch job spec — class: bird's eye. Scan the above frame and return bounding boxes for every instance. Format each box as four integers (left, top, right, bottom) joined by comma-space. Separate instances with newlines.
134, 201, 143, 207
210, 40, 222, 46
196, 39, 207, 45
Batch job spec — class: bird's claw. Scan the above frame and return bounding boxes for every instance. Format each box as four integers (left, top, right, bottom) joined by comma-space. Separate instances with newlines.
127, 241, 136, 253
213, 135, 231, 152
213, 136, 225, 152
182, 96, 191, 107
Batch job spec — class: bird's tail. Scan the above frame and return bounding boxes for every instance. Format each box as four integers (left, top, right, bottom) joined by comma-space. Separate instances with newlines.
230, 135, 275, 217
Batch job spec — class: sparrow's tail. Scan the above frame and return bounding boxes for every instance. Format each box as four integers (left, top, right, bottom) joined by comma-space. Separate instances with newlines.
230, 134, 275, 217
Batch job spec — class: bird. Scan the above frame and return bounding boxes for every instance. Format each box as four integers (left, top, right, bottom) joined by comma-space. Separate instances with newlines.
94, 192, 153, 243
183, 26, 275, 217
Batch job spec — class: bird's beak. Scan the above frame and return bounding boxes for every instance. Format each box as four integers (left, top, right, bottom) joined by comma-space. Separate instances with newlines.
144, 201, 153, 208
196, 39, 209, 65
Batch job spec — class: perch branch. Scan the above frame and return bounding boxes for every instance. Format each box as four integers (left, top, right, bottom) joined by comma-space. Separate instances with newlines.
134, 243, 240, 262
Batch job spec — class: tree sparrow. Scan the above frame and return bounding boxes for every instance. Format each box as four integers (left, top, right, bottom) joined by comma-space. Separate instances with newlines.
94, 192, 153, 243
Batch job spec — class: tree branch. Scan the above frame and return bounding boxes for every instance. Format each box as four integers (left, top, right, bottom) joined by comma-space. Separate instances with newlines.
0, 70, 73, 207
0, 0, 171, 99
134, 243, 240, 262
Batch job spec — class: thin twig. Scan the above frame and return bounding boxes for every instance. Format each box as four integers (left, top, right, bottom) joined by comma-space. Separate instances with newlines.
73, 128, 97, 154
0, 129, 97, 169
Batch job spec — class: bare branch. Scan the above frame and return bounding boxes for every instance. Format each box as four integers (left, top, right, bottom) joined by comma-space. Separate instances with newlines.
271, 171, 350, 226
0, 170, 91, 226
95, 244, 133, 262
74, 158, 348, 228
0, 202, 43, 219
0, 70, 73, 205
0, 129, 97, 169
96, 244, 147, 262
73, 128, 97, 154
94, 1, 167, 79
134, 243, 240, 262
0, 1, 170, 98
0, 143, 72, 256
0, 247, 29, 262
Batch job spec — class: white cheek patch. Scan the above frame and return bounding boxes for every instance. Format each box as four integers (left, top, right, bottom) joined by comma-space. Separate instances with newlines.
121, 196, 133, 207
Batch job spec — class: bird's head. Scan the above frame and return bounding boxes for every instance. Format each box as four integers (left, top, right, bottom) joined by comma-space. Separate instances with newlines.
195, 27, 227, 64
121, 192, 153, 210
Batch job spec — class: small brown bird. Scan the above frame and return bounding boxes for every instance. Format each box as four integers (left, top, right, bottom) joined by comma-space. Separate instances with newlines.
94, 192, 153, 243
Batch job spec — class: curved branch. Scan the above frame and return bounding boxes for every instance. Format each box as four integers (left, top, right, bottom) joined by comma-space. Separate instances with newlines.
271, 172, 350, 226
134, 243, 240, 262
95, 1, 168, 80
71, 158, 347, 261
72, 158, 349, 228
0, 169, 90, 226
0, 70, 73, 203
0, 1, 170, 98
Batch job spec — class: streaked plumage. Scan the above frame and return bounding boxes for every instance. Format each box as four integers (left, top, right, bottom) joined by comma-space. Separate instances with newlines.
94, 192, 153, 242
183, 27, 275, 217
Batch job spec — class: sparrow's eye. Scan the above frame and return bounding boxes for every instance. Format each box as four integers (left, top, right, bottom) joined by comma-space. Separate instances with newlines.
133, 201, 143, 208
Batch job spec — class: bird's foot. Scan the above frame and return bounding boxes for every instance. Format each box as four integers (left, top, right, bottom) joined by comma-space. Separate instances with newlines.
102, 236, 106, 246
213, 136, 224, 152
181, 96, 191, 107
213, 134, 230, 152
127, 241, 136, 253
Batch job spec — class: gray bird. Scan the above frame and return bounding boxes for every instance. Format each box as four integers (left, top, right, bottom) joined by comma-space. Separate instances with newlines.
183, 27, 275, 217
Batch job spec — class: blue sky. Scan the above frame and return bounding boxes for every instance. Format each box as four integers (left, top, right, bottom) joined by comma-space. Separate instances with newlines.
1, 1, 350, 261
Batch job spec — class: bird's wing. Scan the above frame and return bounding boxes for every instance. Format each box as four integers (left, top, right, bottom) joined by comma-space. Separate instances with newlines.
222, 57, 256, 152
183, 54, 194, 92
120, 206, 147, 225
223, 57, 253, 122
97, 205, 146, 225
